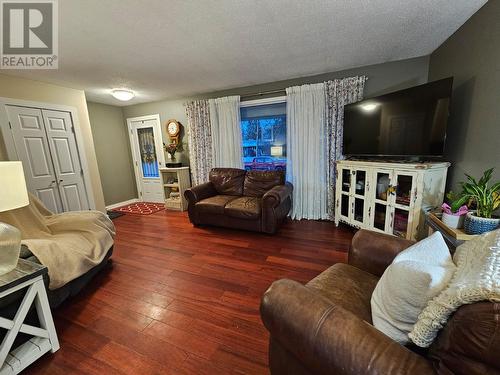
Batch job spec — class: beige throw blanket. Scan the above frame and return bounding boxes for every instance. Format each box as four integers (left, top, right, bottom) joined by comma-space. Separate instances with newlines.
409, 229, 500, 347
0, 194, 115, 290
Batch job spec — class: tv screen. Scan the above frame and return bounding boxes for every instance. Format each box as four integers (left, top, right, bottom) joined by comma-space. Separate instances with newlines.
343, 77, 453, 157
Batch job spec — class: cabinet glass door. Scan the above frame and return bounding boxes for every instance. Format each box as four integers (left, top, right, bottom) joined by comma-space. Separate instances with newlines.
352, 169, 368, 225
341, 168, 351, 193
390, 172, 416, 238
338, 168, 352, 221
354, 170, 366, 196
395, 174, 414, 207
374, 171, 391, 202
393, 208, 410, 238
370, 171, 392, 232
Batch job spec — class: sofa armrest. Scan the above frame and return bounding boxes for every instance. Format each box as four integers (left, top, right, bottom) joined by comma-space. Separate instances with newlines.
262, 182, 293, 208
348, 229, 415, 277
261, 279, 434, 375
184, 182, 217, 204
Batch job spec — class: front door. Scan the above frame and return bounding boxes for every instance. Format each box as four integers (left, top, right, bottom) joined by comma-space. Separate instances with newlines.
127, 115, 165, 203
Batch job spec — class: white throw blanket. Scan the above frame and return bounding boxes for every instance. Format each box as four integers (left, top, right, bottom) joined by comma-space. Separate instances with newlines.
409, 229, 500, 347
0, 194, 115, 290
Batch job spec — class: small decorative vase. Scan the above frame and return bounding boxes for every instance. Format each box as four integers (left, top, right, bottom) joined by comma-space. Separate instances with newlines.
0, 222, 21, 275
463, 212, 500, 235
442, 212, 465, 229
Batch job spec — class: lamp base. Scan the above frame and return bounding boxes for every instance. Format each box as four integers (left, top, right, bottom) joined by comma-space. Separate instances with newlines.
0, 222, 21, 275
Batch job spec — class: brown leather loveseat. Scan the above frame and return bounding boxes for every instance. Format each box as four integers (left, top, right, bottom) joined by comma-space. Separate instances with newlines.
261, 229, 500, 375
184, 168, 293, 234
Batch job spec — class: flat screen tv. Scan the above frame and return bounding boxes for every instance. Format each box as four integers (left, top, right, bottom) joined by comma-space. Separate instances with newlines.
343, 77, 453, 158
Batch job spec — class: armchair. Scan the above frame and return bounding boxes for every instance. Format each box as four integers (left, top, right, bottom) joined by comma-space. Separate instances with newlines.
261, 230, 500, 375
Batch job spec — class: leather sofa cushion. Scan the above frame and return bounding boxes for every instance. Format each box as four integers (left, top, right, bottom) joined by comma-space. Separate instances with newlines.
306, 263, 379, 323
225, 197, 262, 220
196, 195, 238, 215
244, 171, 285, 197
209, 168, 246, 196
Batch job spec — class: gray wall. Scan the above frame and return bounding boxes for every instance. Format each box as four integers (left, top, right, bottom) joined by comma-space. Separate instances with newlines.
122, 55, 430, 166
87, 101, 137, 205
428, 0, 500, 191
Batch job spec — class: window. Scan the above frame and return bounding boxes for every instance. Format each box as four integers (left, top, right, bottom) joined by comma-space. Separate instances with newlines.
240, 100, 286, 172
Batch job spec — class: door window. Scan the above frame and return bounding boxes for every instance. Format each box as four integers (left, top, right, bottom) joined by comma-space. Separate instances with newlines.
137, 127, 159, 178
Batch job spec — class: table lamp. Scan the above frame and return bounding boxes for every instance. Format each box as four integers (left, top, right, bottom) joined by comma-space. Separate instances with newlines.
271, 146, 283, 157
0, 161, 29, 275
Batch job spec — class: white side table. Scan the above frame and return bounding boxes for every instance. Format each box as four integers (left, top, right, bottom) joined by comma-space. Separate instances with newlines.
0, 259, 59, 374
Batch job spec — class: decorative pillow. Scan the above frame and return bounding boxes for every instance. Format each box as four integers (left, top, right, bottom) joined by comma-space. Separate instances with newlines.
371, 232, 456, 344
409, 229, 500, 347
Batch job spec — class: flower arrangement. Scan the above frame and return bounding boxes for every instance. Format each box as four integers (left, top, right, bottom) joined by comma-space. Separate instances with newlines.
164, 142, 178, 160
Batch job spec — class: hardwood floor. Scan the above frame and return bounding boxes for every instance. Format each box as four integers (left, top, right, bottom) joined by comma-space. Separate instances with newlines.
26, 211, 355, 375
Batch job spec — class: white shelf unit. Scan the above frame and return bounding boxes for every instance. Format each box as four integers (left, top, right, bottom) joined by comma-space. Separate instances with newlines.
159, 167, 191, 211
335, 160, 450, 240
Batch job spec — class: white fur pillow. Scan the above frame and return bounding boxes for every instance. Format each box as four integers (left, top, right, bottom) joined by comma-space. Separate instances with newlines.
371, 232, 456, 344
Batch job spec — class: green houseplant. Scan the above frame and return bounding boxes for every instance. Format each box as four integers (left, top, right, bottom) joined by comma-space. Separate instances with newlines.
453, 168, 500, 234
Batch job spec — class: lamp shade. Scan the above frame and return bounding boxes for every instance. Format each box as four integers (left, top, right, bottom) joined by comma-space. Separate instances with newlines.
0, 161, 29, 212
270, 146, 283, 157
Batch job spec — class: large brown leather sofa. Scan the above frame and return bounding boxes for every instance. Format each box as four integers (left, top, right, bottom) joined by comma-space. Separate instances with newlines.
261, 229, 500, 375
184, 168, 292, 234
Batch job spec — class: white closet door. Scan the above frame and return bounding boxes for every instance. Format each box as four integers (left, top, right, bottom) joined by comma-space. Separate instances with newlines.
42, 110, 90, 211
6, 106, 63, 213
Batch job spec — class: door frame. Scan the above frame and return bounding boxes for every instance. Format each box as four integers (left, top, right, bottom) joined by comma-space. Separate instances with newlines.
0, 97, 96, 210
126, 114, 165, 201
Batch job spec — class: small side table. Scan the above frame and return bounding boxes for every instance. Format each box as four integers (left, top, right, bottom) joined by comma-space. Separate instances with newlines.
0, 259, 59, 374
425, 213, 465, 252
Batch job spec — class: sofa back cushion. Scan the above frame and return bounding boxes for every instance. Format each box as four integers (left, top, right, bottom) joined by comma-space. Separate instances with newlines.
209, 168, 245, 196
244, 171, 285, 197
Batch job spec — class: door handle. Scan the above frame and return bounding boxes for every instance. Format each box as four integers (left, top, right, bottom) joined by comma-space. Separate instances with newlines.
49, 180, 56, 186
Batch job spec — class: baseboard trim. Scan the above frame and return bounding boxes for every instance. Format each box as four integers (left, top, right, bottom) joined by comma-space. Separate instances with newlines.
106, 198, 140, 210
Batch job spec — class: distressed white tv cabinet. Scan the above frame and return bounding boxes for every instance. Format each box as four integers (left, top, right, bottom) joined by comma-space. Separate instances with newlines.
335, 160, 450, 240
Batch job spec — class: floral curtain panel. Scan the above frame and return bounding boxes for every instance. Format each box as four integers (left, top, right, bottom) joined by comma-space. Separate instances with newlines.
186, 99, 213, 186
325, 76, 367, 219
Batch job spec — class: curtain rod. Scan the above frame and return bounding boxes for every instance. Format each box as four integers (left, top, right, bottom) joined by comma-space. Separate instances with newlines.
240, 89, 286, 99
239, 76, 369, 99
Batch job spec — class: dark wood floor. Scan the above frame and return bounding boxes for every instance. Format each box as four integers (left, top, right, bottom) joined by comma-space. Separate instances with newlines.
26, 211, 355, 375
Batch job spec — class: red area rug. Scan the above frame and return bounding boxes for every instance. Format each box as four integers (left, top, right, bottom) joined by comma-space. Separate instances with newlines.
112, 202, 165, 215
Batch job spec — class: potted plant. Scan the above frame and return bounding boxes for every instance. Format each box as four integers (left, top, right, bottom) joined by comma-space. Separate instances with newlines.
441, 191, 468, 229
453, 168, 500, 235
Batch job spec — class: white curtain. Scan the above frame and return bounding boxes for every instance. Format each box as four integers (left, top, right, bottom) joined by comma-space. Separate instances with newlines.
209, 96, 243, 168
286, 83, 328, 220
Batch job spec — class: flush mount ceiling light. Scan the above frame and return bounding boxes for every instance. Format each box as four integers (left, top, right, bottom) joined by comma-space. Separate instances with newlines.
111, 89, 135, 101
360, 103, 378, 112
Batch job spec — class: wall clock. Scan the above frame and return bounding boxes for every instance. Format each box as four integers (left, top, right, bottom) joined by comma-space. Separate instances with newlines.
166, 119, 181, 143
